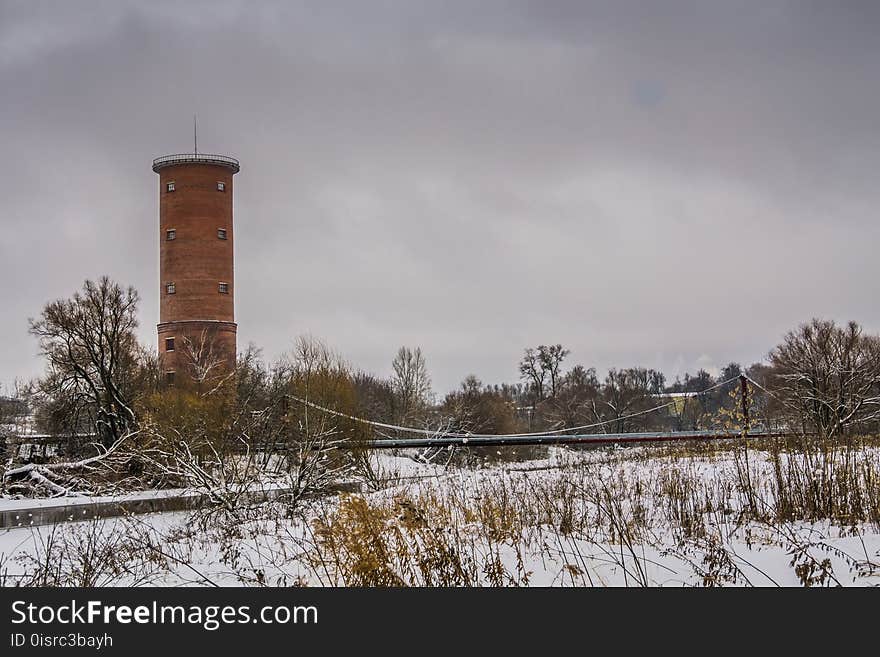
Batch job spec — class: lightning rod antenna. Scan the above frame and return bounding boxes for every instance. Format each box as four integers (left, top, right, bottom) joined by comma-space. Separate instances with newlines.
193, 114, 198, 154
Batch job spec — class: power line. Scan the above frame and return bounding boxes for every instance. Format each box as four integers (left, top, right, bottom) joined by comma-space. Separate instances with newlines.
288, 375, 741, 440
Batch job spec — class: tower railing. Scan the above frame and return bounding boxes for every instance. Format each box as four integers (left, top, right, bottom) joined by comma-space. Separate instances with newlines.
152, 153, 240, 173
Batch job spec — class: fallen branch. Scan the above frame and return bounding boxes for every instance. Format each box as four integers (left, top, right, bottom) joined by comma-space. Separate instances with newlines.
2, 431, 138, 497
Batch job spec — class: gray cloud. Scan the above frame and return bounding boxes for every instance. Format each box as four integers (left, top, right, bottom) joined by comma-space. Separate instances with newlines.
2, 0, 879, 393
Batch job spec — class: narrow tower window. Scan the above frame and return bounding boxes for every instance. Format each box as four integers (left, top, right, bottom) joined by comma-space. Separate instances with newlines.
166, 282, 176, 295
166, 181, 176, 192
218, 282, 229, 294
217, 181, 225, 192
166, 229, 176, 241
165, 337, 175, 352
165, 371, 176, 385
217, 228, 227, 240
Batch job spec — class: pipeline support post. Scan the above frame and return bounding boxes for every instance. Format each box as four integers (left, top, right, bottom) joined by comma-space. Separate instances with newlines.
740, 375, 750, 437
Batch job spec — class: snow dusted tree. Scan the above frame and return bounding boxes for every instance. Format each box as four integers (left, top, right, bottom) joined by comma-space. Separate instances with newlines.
770, 319, 880, 438
28, 277, 142, 447
391, 346, 432, 422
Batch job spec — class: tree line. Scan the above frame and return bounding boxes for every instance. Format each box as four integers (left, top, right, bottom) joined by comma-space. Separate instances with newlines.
3, 276, 880, 497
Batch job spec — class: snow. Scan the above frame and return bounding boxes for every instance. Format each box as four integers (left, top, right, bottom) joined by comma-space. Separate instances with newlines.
2, 444, 878, 587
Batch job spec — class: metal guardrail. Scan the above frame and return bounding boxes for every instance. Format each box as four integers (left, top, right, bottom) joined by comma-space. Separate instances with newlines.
0, 482, 361, 529
5, 433, 97, 440
152, 153, 240, 173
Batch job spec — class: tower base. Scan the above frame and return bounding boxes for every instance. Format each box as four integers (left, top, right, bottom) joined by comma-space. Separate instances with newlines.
158, 320, 237, 383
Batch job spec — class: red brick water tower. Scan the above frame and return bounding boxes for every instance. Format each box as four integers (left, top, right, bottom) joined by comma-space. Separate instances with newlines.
152, 152, 240, 380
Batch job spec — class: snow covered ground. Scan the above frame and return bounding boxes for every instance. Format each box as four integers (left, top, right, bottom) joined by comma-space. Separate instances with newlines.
1, 444, 878, 587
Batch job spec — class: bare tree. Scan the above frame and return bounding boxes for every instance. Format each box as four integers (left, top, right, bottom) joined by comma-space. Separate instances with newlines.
137, 339, 358, 515
599, 367, 664, 433
179, 329, 234, 395
544, 364, 600, 429
391, 346, 432, 422
352, 372, 396, 423
436, 375, 519, 465
283, 336, 373, 502
441, 375, 517, 435
539, 344, 570, 398
28, 277, 142, 447
519, 347, 546, 401
519, 344, 570, 401
770, 319, 880, 438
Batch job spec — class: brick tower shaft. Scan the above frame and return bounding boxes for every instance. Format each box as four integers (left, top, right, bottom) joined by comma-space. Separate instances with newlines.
152, 153, 240, 382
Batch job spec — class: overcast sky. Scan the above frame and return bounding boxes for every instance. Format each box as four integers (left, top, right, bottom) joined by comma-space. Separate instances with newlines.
1, 0, 878, 395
